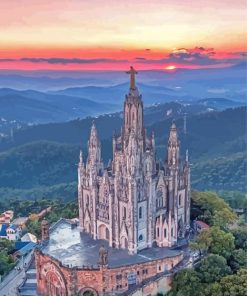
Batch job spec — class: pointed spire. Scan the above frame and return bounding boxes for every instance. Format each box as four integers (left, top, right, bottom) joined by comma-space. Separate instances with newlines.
169, 121, 178, 144
186, 149, 189, 163
90, 120, 97, 138
79, 150, 83, 163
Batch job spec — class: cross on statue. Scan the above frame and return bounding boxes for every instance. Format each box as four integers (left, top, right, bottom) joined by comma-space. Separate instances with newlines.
126, 66, 138, 90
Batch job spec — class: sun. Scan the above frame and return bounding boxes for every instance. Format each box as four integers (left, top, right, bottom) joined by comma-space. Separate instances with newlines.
165, 65, 176, 70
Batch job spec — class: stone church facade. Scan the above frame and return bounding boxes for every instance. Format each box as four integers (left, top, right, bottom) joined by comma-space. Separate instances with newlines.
78, 67, 191, 254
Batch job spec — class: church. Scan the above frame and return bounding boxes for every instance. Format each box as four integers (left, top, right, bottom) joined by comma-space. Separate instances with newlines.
33, 68, 191, 296
78, 67, 191, 254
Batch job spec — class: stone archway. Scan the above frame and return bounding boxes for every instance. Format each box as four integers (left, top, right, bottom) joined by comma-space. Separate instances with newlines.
98, 224, 110, 240
79, 287, 99, 296
41, 262, 67, 296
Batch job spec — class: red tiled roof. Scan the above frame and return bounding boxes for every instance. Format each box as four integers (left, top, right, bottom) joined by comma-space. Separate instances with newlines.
196, 220, 209, 229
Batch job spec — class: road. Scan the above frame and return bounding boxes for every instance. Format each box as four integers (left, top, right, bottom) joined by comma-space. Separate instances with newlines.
0, 251, 33, 296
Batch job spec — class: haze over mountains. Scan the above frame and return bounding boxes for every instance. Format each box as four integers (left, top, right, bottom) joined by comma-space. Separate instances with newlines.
0, 67, 246, 201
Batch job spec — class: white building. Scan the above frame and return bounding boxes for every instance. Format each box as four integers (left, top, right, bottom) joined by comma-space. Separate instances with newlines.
78, 67, 191, 254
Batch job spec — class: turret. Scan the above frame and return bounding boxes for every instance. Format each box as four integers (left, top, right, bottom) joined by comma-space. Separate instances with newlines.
78, 150, 85, 186
87, 122, 102, 171
41, 219, 49, 241
167, 122, 180, 167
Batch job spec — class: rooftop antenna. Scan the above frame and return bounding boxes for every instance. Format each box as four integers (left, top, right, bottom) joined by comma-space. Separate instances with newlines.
183, 113, 187, 135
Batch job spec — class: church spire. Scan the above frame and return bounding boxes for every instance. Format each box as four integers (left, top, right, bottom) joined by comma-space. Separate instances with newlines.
167, 121, 180, 166
88, 121, 101, 167
126, 66, 138, 90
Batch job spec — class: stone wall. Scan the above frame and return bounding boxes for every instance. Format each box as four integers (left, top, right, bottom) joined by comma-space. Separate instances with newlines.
35, 250, 182, 296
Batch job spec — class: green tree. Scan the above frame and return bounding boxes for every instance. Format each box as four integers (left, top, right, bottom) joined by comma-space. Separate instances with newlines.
229, 249, 247, 272
231, 227, 247, 250
196, 254, 231, 283
213, 208, 237, 229
190, 229, 212, 255
168, 269, 203, 296
209, 227, 235, 259
219, 269, 247, 296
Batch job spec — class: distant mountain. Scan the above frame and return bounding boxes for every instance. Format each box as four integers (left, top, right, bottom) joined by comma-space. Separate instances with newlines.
197, 98, 245, 110
51, 82, 178, 105
0, 88, 118, 123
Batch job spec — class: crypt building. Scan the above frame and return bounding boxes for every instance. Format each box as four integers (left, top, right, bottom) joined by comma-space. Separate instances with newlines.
78, 67, 191, 254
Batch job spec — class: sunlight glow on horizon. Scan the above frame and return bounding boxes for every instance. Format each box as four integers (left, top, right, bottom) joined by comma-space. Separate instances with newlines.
0, 0, 246, 71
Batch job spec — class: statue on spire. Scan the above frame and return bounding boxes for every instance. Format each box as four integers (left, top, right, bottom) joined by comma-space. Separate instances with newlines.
126, 66, 138, 90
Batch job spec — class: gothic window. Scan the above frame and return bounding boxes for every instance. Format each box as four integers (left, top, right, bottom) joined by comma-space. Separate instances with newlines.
157, 189, 163, 208
164, 228, 167, 238
123, 206, 126, 219
138, 234, 143, 241
157, 227, 160, 237
106, 228, 110, 240
179, 194, 182, 206
171, 227, 174, 237
139, 207, 142, 219
86, 194, 89, 206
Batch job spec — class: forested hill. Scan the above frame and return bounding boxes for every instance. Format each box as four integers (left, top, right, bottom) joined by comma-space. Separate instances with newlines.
1, 107, 246, 160
0, 106, 246, 200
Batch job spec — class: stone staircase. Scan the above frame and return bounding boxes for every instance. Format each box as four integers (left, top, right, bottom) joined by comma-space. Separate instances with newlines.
18, 257, 39, 296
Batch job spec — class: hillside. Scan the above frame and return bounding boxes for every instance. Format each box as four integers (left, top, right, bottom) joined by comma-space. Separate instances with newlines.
0, 107, 246, 201
191, 152, 247, 192
1, 105, 246, 158
0, 141, 78, 189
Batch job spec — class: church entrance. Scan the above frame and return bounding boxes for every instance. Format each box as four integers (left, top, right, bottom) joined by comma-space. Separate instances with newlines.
121, 236, 128, 249
98, 224, 110, 240
79, 287, 98, 296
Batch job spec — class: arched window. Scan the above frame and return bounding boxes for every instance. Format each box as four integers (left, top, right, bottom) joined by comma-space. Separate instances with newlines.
139, 207, 142, 219
106, 228, 110, 240
138, 234, 143, 241
86, 194, 89, 206
132, 112, 135, 121
157, 227, 160, 237
123, 207, 126, 219
179, 194, 181, 206
164, 228, 167, 238
171, 227, 173, 237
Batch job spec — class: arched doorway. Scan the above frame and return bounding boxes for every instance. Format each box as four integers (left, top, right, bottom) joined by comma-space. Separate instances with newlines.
98, 224, 110, 240
121, 236, 128, 249
79, 287, 98, 296
41, 262, 67, 296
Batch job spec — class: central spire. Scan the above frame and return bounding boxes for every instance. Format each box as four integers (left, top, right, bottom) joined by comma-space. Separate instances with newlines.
126, 66, 138, 90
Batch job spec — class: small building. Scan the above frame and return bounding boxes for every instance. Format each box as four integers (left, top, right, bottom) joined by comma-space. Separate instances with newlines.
21, 232, 37, 243
6, 224, 21, 241
12, 217, 29, 230
0, 223, 8, 238
0, 210, 14, 224
14, 241, 37, 257
194, 220, 209, 233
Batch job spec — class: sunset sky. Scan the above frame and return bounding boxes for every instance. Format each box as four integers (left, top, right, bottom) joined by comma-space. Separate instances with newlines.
0, 0, 246, 71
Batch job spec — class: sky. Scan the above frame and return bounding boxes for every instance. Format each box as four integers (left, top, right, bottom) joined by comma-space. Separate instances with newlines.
0, 0, 246, 71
